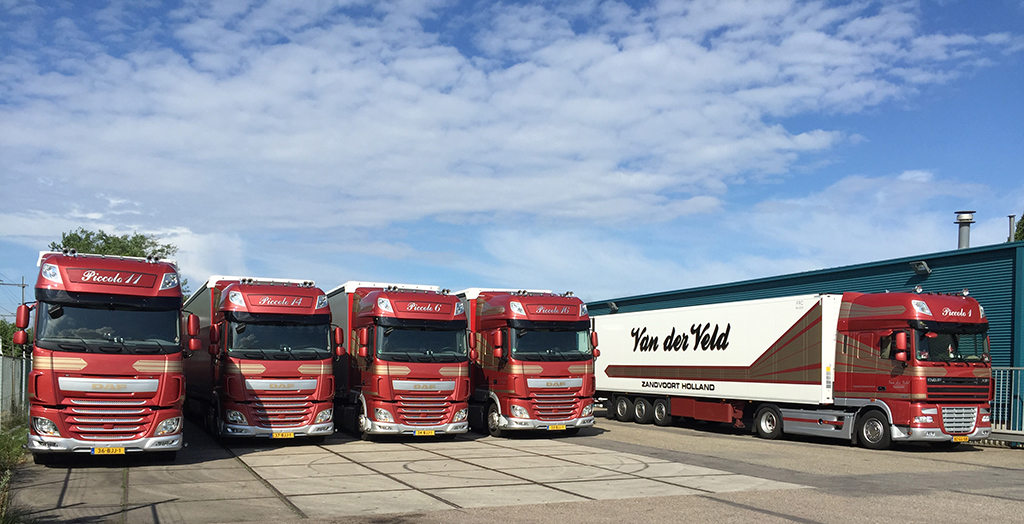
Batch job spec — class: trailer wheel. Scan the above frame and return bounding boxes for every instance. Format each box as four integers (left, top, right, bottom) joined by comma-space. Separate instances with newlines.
634, 398, 654, 424
487, 402, 505, 438
857, 410, 892, 450
653, 399, 672, 426
754, 406, 783, 439
614, 396, 634, 422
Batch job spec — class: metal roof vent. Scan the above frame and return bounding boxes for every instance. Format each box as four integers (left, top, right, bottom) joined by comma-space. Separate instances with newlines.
955, 211, 975, 249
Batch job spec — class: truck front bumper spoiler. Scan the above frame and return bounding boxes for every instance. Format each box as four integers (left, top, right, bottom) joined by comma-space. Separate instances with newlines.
495, 415, 595, 432
891, 425, 992, 442
221, 422, 334, 438
363, 420, 468, 435
28, 433, 183, 454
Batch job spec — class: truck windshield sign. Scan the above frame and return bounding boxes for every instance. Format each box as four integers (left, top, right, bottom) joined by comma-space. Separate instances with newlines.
252, 295, 310, 307
67, 269, 157, 288
533, 305, 576, 315
396, 301, 452, 314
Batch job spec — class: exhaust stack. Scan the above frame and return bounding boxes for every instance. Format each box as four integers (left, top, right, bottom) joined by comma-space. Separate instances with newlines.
955, 211, 975, 249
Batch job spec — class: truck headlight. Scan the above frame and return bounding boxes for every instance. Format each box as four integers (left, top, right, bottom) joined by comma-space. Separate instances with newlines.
226, 410, 247, 424
510, 404, 529, 419
982, 415, 991, 423
913, 416, 933, 424
33, 417, 60, 436
156, 417, 182, 436
374, 408, 394, 423
581, 402, 593, 417
315, 409, 334, 424
453, 408, 468, 422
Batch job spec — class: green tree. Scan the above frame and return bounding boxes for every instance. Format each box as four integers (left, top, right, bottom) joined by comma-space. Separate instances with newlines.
49, 228, 178, 258
1017, 212, 1024, 242
49, 228, 189, 294
0, 318, 30, 357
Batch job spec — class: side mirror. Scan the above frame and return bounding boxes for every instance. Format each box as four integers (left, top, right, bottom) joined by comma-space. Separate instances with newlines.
13, 330, 27, 345
470, 349, 478, 361
593, 348, 601, 358
207, 343, 218, 356
358, 327, 369, 347
334, 327, 345, 356
590, 331, 599, 349
493, 347, 504, 359
895, 351, 908, 363
187, 314, 200, 337
895, 331, 907, 351
188, 338, 201, 352
15, 304, 30, 329
209, 322, 220, 344
468, 332, 476, 350
491, 330, 504, 349
358, 345, 368, 358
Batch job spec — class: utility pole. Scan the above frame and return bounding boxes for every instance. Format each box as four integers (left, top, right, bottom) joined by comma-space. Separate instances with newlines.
0, 276, 27, 307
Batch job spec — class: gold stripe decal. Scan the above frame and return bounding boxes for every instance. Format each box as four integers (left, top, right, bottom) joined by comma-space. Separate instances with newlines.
438, 366, 468, 377
33, 356, 88, 371
133, 360, 182, 373
298, 363, 329, 375
568, 364, 593, 374
225, 362, 266, 375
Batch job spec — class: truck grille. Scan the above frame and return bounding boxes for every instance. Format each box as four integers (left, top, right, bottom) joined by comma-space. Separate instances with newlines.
926, 377, 990, 402
249, 395, 314, 428
529, 393, 580, 421
396, 394, 452, 426
941, 406, 978, 434
60, 408, 156, 441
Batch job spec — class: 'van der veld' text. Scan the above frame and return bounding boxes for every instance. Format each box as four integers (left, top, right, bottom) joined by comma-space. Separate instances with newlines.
630, 323, 731, 352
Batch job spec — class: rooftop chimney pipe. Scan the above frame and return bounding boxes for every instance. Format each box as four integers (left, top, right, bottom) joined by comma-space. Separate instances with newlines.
955, 211, 975, 249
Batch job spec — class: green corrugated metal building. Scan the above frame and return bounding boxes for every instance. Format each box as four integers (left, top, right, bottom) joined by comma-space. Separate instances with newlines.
588, 241, 1024, 368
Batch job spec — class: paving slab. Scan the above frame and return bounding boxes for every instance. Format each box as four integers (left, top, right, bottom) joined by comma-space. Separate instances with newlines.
547, 477, 704, 500
390, 468, 528, 490
270, 471, 409, 496
247, 461, 377, 480
426, 483, 587, 508
499, 464, 633, 483
290, 488, 453, 518
123, 497, 300, 524
559, 451, 670, 466
23, 503, 125, 524
461, 455, 576, 470
128, 464, 257, 485
368, 458, 489, 475
662, 473, 807, 493
332, 448, 443, 463
598, 461, 732, 477
236, 451, 349, 468
127, 479, 276, 504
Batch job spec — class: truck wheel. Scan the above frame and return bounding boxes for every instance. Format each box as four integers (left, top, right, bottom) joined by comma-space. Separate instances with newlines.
634, 398, 654, 424
614, 396, 634, 422
205, 400, 223, 439
653, 399, 672, 426
857, 410, 892, 450
359, 405, 374, 441
487, 402, 505, 438
754, 406, 783, 439
603, 399, 617, 419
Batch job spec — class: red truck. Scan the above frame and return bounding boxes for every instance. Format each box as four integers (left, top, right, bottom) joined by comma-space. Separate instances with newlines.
327, 282, 471, 439
14, 251, 194, 463
592, 291, 993, 449
456, 289, 599, 437
183, 277, 337, 441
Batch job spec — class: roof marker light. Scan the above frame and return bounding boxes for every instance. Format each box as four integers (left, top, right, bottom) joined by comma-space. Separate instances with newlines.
914, 285, 923, 294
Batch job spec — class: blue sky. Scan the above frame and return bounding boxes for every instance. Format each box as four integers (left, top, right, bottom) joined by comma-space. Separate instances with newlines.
1, 0, 1023, 319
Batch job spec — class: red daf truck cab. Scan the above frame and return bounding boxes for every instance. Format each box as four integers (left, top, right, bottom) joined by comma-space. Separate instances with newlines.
328, 282, 472, 439
183, 277, 336, 441
14, 251, 190, 463
834, 291, 992, 447
457, 289, 599, 437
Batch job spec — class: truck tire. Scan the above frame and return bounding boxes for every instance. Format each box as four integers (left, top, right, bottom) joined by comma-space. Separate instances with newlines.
603, 398, 616, 419
486, 402, 505, 438
634, 398, 654, 424
653, 399, 672, 426
754, 405, 783, 439
857, 410, 892, 450
614, 396, 634, 422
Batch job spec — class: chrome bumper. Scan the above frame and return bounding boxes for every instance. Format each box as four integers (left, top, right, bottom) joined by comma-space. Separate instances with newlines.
28, 433, 183, 454
495, 415, 595, 432
221, 422, 334, 438
891, 425, 992, 442
363, 419, 468, 435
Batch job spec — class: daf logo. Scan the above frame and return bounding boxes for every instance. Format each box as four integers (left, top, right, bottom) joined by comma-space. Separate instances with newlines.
92, 383, 128, 390
414, 384, 439, 390
269, 383, 295, 389
546, 381, 567, 387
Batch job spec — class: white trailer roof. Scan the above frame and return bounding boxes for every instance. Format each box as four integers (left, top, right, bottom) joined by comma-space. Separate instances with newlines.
327, 281, 441, 297
455, 288, 554, 300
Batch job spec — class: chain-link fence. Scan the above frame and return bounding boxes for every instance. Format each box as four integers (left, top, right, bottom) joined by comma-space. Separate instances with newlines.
0, 355, 30, 433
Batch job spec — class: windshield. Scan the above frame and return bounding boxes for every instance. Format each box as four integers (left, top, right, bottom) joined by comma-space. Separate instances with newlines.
915, 331, 990, 363
35, 302, 180, 354
511, 328, 592, 361
375, 326, 467, 363
228, 321, 330, 360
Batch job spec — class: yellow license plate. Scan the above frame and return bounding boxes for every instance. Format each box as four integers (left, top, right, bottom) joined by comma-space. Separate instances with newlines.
271, 432, 295, 439
92, 447, 125, 455
415, 430, 435, 436
952, 436, 969, 442
548, 425, 567, 431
